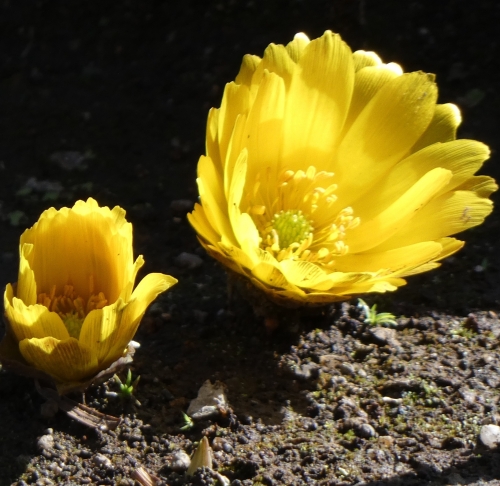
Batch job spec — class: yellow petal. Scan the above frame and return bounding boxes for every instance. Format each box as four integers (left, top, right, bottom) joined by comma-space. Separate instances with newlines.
336, 72, 438, 204
227, 149, 260, 250
20, 198, 133, 304
102, 273, 177, 367
19, 337, 98, 383
346, 167, 453, 253
285, 32, 310, 62
4, 284, 69, 342
223, 113, 247, 199
454, 175, 498, 198
393, 238, 464, 277
411, 103, 461, 153
333, 241, 444, 273
206, 108, 221, 170
78, 300, 125, 365
375, 190, 494, 251
197, 156, 237, 246
235, 54, 261, 86
346, 168, 452, 253
261, 43, 296, 87
16, 243, 37, 306
187, 203, 222, 247
119, 255, 145, 302
281, 31, 355, 173
279, 260, 335, 290
352, 50, 382, 71
218, 82, 250, 169
343, 63, 402, 136
243, 70, 286, 191
352, 140, 490, 220
280, 259, 377, 292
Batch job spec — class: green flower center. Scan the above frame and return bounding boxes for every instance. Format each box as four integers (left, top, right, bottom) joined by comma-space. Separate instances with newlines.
271, 210, 313, 249
61, 312, 85, 339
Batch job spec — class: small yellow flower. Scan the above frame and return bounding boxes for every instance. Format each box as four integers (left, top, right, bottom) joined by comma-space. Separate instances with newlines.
0, 198, 177, 393
188, 31, 497, 306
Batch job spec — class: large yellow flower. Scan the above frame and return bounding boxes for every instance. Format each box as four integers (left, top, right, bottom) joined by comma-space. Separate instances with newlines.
188, 31, 497, 306
0, 198, 177, 393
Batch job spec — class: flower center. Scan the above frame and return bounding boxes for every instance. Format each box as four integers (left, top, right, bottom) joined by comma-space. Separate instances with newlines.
268, 210, 313, 250
37, 276, 108, 339
248, 166, 360, 266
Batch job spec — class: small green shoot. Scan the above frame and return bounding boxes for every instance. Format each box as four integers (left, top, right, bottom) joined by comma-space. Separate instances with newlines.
357, 299, 397, 327
106, 369, 141, 405
116, 369, 140, 398
180, 412, 195, 431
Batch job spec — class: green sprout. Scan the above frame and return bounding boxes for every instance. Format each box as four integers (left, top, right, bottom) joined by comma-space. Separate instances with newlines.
357, 299, 397, 327
106, 369, 141, 405
180, 412, 195, 431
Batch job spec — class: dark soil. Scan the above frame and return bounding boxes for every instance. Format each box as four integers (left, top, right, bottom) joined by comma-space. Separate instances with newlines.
1, 1, 500, 485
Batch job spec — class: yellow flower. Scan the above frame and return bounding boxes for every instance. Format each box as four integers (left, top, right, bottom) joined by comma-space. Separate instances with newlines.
188, 31, 497, 306
1, 198, 177, 393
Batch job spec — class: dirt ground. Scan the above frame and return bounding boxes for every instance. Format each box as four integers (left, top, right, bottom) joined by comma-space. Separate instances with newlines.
1, 1, 500, 485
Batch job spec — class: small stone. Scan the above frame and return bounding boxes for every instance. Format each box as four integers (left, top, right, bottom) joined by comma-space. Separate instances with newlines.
459, 389, 476, 404
187, 380, 228, 420
78, 449, 92, 458
357, 423, 377, 438
212, 437, 231, 452
37, 434, 54, 452
222, 442, 234, 454
175, 252, 203, 269
378, 436, 394, 448
48, 464, 62, 475
291, 362, 320, 381
381, 396, 402, 406
171, 450, 191, 472
36, 479, 54, 486
339, 363, 356, 376
480, 424, 500, 449
93, 453, 112, 468
370, 327, 401, 346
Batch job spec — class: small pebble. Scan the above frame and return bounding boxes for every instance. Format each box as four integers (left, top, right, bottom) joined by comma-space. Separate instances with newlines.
378, 436, 394, 448
171, 450, 191, 472
381, 397, 402, 406
459, 389, 477, 404
357, 423, 377, 439
339, 363, 356, 376
291, 362, 319, 381
187, 380, 228, 420
93, 453, 112, 469
37, 435, 54, 452
370, 327, 401, 346
480, 424, 500, 449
